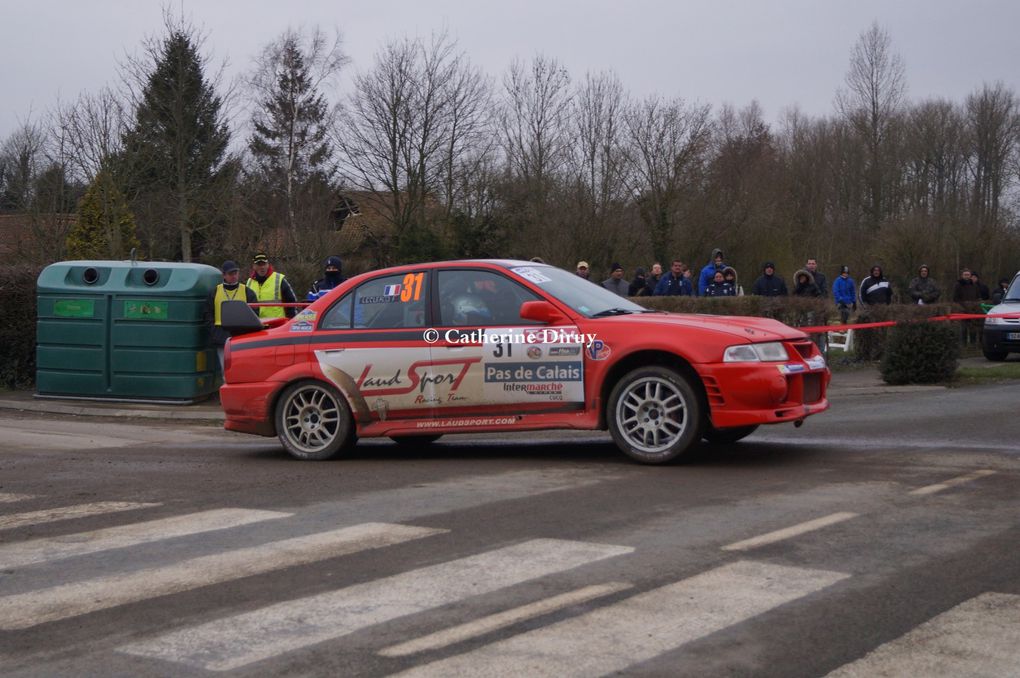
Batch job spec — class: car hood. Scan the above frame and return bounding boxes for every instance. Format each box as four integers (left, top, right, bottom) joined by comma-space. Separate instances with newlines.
591, 312, 808, 342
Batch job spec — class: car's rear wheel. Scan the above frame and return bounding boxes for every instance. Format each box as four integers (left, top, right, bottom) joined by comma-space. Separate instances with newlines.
275, 380, 355, 460
389, 435, 443, 445
703, 424, 759, 444
607, 366, 702, 464
983, 348, 1009, 362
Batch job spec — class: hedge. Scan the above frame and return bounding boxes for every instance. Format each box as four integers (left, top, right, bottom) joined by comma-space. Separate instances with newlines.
1, 265, 43, 388
880, 321, 960, 384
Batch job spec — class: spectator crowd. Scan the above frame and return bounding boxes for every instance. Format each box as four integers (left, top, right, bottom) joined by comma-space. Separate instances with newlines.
579, 248, 1011, 325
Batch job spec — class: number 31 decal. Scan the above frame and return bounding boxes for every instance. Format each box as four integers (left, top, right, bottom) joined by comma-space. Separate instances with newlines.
400, 272, 424, 302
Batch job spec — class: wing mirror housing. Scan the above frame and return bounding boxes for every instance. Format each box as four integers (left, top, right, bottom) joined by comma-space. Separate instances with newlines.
519, 300, 569, 324
220, 300, 264, 335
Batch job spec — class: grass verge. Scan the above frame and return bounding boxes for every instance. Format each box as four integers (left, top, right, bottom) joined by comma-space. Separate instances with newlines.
953, 362, 1020, 385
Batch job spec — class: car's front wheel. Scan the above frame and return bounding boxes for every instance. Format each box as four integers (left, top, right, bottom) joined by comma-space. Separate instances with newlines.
607, 366, 702, 464
983, 348, 1009, 362
275, 380, 355, 460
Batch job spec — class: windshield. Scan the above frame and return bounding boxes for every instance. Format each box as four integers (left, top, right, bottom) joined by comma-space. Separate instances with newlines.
506, 265, 650, 317
1004, 275, 1020, 302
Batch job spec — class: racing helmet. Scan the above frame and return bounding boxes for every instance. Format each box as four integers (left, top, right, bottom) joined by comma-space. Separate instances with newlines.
450, 293, 492, 324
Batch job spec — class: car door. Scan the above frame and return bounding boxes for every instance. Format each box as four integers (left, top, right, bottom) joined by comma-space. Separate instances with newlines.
310, 270, 437, 422
430, 267, 585, 417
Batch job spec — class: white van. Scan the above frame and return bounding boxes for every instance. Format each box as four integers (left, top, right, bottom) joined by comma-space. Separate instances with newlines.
982, 271, 1020, 360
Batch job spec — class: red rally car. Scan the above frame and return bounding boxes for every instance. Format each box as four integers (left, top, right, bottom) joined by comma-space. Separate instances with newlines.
220, 260, 829, 464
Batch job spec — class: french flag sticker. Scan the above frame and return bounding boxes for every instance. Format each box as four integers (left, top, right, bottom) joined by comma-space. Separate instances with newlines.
383, 284, 402, 296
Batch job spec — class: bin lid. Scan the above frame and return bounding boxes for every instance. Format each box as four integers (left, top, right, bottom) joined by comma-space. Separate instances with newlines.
38, 261, 222, 295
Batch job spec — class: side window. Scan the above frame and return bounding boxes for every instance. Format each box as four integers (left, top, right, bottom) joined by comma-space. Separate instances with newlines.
320, 293, 352, 330
438, 270, 542, 326
352, 272, 429, 329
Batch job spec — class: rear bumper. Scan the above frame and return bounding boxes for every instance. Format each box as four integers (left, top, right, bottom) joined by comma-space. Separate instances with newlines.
220, 382, 277, 437
699, 361, 830, 429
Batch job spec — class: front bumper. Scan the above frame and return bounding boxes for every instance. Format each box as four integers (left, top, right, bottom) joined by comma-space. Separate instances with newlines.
982, 326, 1020, 353
699, 360, 830, 428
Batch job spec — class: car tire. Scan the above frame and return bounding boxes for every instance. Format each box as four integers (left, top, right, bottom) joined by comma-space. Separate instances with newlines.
983, 348, 1009, 362
607, 366, 703, 464
389, 435, 443, 445
275, 380, 356, 460
702, 424, 759, 444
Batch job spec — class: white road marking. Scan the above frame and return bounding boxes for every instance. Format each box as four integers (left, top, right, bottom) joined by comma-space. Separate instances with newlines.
394, 561, 849, 678
119, 538, 634, 671
0, 508, 292, 569
0, 502, 161, 531
379, 582, 634, 658
825, 592, 1020, 677
0, 522, 444, 630
909, 469, 998, 496
721, 512, 859, 551
0, 492, 35, 503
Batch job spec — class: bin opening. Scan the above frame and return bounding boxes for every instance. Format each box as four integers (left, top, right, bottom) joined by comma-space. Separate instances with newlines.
143, 268, 160, 286
83, 267, 100, 285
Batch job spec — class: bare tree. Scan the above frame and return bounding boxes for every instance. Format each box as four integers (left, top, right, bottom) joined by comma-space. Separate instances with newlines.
965, 82, 1019, 227
499, 56, 572, 187
0, 121, 46, 211
564, 71, 632, 265
624, 96, 711, 264
53, 88, 128, 184
335, 32, 489, 263
836, 22, 907, 227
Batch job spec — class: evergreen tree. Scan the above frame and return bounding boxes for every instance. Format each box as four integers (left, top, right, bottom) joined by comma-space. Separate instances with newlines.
122, 23, 230, 261
248, 29, 343, 251
68, 171, 140, 259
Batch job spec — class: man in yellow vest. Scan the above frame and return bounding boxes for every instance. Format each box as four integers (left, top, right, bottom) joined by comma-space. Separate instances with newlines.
205, 260, 258, 371
246, 252, 297, 320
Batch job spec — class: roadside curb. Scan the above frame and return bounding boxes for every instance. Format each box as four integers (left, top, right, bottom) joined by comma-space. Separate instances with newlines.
0, 396, 224, 422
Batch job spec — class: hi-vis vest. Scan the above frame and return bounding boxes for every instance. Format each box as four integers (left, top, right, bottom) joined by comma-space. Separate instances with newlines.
247, 272, 286, 319
213, 284, 245, 325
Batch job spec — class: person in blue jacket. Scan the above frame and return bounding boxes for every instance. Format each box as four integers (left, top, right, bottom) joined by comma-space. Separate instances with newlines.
307, 256, 346, 301
697, 248, 726, 296
654, 260, 694, 296
832, 265, 857, 324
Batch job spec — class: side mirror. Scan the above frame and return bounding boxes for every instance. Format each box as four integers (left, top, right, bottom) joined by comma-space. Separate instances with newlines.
520, 300, 569, 324
220, 300, 263, 335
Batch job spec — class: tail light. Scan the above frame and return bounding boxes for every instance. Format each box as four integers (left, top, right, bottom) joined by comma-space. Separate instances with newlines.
223, 339, 232, 377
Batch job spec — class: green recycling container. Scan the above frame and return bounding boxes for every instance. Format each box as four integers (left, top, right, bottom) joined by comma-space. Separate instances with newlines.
36, 261, 222, 402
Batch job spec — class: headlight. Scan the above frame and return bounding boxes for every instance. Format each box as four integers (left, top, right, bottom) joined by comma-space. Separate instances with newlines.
984, 315, 1005, 326
723, 342, 789, 362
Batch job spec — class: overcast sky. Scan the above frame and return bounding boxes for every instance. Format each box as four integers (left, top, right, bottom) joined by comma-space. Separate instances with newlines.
2, 0, 1019, 142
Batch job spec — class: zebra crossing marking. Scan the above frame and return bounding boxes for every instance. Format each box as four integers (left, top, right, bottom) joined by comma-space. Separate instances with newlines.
379, 582, 634, 657
0, 492, 36, 503
0, 508, 292, 569
722, 512, 859, 551
0, 522, 444, 630
909, 469, 997, 496
119, 538, 634, 671
826, 592, 1020, 677
0, 501, 161, 531
393, 560, 849, 677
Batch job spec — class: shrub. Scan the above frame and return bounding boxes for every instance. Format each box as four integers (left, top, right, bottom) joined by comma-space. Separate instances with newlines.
0, 265, 43, 388
880, 321, 960, 384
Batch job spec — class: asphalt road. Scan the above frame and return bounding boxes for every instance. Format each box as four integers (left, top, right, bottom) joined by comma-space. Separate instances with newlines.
1, 383, 1018, 677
